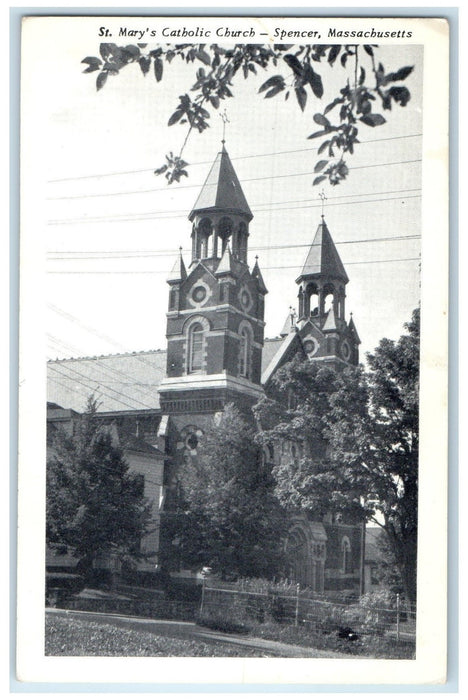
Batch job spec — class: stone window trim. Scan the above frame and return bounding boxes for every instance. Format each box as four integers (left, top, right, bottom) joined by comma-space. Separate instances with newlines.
187, 280, 213, 309
237, 320, 253, 379
183, 315, 210, 375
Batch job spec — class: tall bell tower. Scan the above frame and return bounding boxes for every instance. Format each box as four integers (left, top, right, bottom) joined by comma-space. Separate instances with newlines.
158, 144, 268, 416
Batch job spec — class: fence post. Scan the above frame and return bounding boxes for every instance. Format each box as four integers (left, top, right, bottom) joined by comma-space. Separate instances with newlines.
200, 576, 206, 615
295, 583, 300, 627
396, 593, 400, 641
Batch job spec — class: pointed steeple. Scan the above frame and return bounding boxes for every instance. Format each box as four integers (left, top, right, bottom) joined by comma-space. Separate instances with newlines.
296, 218, 348, 285
189, 146, 253, 221
167, 248, 187, 283
215, 245, 234, 276
280, 307, 296, 337
251, 257, 268, 294
322, 306, 338, 332
348, 314, 361, 344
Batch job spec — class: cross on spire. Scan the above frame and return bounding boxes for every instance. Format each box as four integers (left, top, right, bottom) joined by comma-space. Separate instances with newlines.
220, 109, 229, 145
319, 189, 327, 219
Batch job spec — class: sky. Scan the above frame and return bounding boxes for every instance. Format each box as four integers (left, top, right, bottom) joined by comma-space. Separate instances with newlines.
23, 19, 422, 363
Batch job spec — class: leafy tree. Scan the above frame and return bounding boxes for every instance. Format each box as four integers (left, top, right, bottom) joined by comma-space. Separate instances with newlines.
82, 42, 414, 186
254, 309, 419, 604
46, 397, 152, 576
174, 404, 286, 579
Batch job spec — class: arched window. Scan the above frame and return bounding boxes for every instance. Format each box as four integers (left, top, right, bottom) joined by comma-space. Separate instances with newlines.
218, 217, 233, 253
323, 283, 335, 314
189, 322, 204, 373
238, 222, 248, 262
239, 326, 250, 377
341, 536, 352, 574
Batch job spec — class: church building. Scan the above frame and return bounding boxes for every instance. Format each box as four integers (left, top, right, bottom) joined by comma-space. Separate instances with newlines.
47, 143, 364, 594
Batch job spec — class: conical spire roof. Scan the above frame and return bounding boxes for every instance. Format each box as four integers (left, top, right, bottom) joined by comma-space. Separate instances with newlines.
296, 219, 348, 284
189, 145, 253, 221
251, 258, 268, 294
167, 249, 187, 283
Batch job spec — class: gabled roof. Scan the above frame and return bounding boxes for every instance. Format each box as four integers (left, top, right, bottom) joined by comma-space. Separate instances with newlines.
322, 306, 338, 332
261, 331, 301, 386
215, 245, 234, 275
189, 146, 253, 221
296, 218, 349, 284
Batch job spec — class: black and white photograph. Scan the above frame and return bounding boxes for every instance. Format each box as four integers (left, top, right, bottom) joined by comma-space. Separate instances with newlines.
17, 15, 449, 686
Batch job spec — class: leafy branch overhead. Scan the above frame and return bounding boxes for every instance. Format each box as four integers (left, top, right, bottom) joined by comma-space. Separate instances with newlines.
82, 42, 414, 186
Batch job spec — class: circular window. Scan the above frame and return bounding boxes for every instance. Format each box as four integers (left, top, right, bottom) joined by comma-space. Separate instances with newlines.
303, 336, 318, 357
239, 286, 252, 311
341, 340, 351, 361
192, 285, 207, 303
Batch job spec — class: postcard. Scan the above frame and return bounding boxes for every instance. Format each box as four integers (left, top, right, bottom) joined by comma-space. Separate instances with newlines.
17, 14, 449, 687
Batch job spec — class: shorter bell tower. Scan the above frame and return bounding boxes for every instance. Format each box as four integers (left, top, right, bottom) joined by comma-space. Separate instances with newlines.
295, 217, 360, 367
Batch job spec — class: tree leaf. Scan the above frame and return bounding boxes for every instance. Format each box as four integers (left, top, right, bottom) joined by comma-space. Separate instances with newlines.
324, 97, 344, 115
363, 45, 374, 57
318, 139, 330, 155
265, 84, 284, 99
389, 65, 414, 82
314, 159, 328, 173
307, 129, 327, 140
283, 53, 303, 77
259, 75, 285, 94
307, 67, 323, 99
313, 113, 330, 128
168, 109, 184, 126
154, 57, 163, 82
313, 175, 327, 186
295, 85, 307, 112
138, 56, 151, 75
196, 48, 211, 66
96, 71, 108, 91
359, 113, 386, 127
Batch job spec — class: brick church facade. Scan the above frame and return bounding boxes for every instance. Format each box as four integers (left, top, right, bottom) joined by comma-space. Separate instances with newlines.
47, 144, 364, 594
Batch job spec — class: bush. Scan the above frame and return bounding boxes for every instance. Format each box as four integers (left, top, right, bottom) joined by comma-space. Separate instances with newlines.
195, 610, 250, 635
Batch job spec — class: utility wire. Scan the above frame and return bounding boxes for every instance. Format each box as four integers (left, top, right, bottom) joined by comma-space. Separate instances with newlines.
47, 255, 420, 275
46, 159, 422, 201
48, 233, 421, 261
47, 187, 422, 227
48, 362, 156, 410
47, 192, 422, 229
47, 133, 423, 184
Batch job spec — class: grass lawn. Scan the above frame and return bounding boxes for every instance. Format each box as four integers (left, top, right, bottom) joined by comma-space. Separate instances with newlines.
45, 614, 282, 657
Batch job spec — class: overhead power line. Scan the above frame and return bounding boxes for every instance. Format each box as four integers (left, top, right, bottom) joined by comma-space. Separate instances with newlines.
47, 255, 420, 275
47, 192, 422, 230
46, 159, 422, 201
48, 233, 421, 261
47, 187, 422, 227
47, 133, 423, 184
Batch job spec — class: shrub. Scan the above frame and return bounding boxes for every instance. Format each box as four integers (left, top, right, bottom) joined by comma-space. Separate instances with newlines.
195, 610, 250, 635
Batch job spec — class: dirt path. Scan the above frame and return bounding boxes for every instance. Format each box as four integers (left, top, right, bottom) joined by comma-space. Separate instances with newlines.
47, 608, 354, 658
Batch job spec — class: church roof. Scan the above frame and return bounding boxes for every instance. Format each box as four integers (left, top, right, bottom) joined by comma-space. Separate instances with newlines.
296, 218, 349, 284
189, 146, 253, 221
47, 344, 280, 414
47, 350, 167, 413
